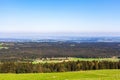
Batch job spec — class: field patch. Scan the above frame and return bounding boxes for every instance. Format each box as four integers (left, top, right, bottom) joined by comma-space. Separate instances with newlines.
0, 43, 9, 50
32, 57, 120, 64
0, 70, 119, 80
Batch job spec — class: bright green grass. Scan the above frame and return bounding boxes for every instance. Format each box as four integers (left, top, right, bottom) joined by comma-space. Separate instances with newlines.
0, 70, 119, 80
70, 57, 120, 62
0, 43, 9, 49
33, 57, 120, 64
0, 47, 9, 49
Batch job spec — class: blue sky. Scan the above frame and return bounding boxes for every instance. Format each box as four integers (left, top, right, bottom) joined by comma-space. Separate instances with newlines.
0, 0, 120, 34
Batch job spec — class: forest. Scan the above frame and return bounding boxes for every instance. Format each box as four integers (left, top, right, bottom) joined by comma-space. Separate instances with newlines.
0, 42, 120, 61
0, 61, 120, 73
0, 42, 120, 73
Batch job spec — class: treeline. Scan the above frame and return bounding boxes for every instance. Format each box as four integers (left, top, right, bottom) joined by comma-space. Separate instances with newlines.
0, 61, 120, 73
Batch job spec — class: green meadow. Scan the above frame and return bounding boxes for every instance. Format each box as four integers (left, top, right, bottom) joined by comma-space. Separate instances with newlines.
0, 43, 9, 49
33, 57, 120, 64
70, 57, 120, 62
0, 70, 119, 80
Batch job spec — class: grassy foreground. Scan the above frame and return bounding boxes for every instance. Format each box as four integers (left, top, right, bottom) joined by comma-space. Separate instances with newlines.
0, 70, 119, 80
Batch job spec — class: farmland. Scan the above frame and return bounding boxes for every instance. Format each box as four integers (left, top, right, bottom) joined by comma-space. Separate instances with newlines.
0, 43, 9, 50
32, 57, 120, 64
0, 70, 119, 80
70, 57, 120, 62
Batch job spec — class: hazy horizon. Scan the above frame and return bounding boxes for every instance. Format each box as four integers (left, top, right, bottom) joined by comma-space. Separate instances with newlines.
0, 0, 120, 35
0, 32, 120, 39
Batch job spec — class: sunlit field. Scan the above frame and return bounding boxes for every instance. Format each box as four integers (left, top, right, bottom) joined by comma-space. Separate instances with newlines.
32, 57, 120, 64
0, 70, 119, 80
0, 43, 9, 49
70, 57, 120, 62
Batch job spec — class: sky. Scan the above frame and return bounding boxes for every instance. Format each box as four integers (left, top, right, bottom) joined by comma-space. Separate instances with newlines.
0, 0, 120, 35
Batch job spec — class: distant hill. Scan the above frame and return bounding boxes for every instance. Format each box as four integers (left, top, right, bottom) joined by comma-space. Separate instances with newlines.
0, 42, 120, 61
0, 37, 120, 42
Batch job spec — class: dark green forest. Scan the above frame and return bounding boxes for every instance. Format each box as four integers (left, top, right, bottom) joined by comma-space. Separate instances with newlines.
0, 61, 120, 73
0, 42, 120, 61
0, 42, 120, 73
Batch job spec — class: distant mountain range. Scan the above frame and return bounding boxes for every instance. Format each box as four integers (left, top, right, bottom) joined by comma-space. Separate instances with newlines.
0, 37, 120, 42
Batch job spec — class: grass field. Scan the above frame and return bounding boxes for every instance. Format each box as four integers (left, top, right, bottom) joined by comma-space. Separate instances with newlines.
33, 57, 120, 64
0, 70, 119, 80
0, 47, 9, 49
70, 57, 120, 62
0, 43, 9, 49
